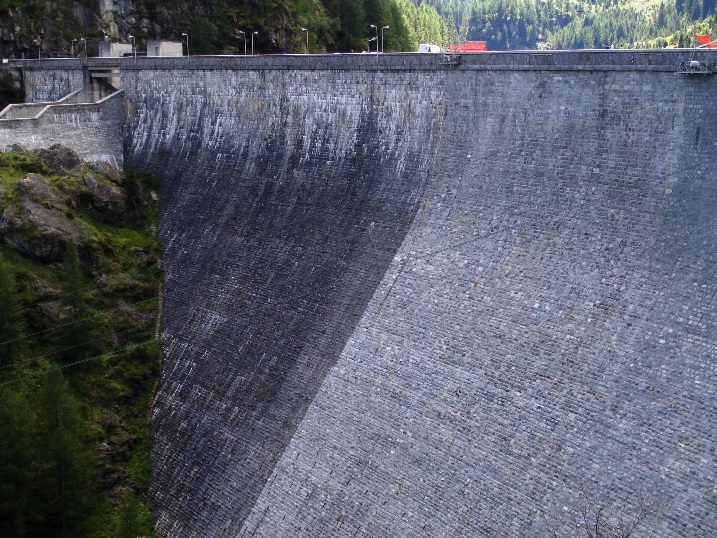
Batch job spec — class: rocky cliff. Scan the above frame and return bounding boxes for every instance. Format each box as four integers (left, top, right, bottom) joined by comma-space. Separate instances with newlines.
0, 0, 301, 60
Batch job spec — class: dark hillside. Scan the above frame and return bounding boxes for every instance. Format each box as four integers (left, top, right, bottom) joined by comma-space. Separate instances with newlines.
416, 0, 717, 49
0, 146, 161, 537
0, 0, 419, 57
1, 0, 716, 58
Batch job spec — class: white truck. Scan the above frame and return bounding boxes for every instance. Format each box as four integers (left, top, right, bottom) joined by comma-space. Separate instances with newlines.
417, 44, 441, 53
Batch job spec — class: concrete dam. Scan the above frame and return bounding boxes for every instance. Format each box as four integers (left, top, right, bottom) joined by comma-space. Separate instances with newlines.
7, 50, 717, 536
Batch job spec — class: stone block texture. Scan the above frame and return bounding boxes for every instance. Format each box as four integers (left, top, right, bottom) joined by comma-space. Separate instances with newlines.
119, 51, 717, 537
22, 66, 84, 103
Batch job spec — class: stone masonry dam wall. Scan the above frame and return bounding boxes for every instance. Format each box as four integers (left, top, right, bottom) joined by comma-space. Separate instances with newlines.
119, 51, 717, 536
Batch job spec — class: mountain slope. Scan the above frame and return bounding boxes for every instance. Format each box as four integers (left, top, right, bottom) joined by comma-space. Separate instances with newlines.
1, 0, 715, 57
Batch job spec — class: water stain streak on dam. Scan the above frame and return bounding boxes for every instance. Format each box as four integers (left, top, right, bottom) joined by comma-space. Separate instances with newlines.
117, 51, 717, 536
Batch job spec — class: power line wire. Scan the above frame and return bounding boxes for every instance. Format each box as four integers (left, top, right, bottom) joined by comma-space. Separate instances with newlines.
0, 322, 155, 372
0, 339, 160, 387
0, 263, 163, 323
0, 296, 157, 348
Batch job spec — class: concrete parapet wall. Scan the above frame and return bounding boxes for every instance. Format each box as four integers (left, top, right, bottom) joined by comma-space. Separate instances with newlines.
5, 48, 715, 74
116, 48, 716, 71
0, 90, 124, 167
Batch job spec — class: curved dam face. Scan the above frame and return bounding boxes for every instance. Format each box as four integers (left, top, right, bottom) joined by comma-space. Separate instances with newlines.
123, 52, 717, 537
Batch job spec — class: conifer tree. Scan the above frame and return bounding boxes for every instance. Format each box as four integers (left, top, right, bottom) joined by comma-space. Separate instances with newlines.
117, 492, 142, 538
58, 241, 94, 362
0, 253, 25, 367
31, 370, 93, 537
339, 0, 368, 51
0, 387, 36, 537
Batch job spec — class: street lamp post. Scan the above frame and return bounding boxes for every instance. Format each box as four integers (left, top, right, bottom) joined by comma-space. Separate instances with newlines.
370, 24, 378, 53
80, 37, 86, 58
252, 31, 258, 55
301, 28, 308, 54
238, 31, 246, 55
128, 35, 136, 63
181, 33, 189, 59
382, 25, 389, 53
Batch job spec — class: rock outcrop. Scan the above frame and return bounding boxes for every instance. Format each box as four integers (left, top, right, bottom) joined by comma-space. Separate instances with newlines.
17, 173, 71, 211
84, 172, 127, 225
0, 147, 129, 262
89, 161, 124, 185
36, 145, 84, 175
0, 197, 82, 261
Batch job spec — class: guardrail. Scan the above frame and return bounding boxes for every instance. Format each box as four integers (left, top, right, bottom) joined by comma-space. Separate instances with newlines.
0, 87, 121, 121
